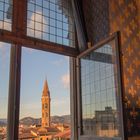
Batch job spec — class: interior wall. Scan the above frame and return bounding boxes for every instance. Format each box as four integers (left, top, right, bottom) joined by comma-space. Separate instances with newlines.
82, 0, 140, 139
82, 0, 109, 44
109, 0, 140, 139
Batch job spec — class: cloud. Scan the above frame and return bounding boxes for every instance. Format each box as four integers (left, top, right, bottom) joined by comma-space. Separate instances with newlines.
61, 73, 70, 89
27, 11, 48, 38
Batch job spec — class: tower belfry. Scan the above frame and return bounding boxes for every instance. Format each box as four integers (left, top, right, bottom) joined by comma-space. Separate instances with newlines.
41, 79, 51, 127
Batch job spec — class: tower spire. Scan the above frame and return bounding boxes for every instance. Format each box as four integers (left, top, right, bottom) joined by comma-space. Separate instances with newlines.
42, 79, 50, 97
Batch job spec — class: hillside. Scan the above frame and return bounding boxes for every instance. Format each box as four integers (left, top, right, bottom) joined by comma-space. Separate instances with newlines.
0, 119, 7, 126
20, 117, 41, 126
51, 115, 70, 124
0, 115, 71, 127
20, 115, 70, 126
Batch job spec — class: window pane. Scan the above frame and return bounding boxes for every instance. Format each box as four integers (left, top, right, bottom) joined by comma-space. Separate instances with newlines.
0, 42, 11, 139
19, 47, 71, 139
0, 0, 13, 31
80, 40, 123, 139
27, 0, 75, 47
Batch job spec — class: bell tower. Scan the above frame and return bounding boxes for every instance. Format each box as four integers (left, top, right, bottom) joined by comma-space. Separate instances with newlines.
41, 79, 51, 127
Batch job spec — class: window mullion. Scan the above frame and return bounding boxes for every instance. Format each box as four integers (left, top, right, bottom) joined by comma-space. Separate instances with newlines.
70, 57, 78, 140
7, 45, 22, 140
12, 0, 27, 36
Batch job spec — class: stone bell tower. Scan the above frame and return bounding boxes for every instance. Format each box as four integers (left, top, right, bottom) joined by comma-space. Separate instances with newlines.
41, 79, 51, 127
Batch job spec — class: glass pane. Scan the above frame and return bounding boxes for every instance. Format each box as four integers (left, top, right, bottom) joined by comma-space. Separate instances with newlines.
0, 42, 11, 139
27, 0, 75, 48
80, 40, 123, 139
0, 0, 13, 31
19, 47, 71, 139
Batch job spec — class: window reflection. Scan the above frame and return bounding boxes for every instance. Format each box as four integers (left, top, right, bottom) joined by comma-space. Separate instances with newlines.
80, 41, 122, 138
27, 0, 75, 47
0, 0, 12, 31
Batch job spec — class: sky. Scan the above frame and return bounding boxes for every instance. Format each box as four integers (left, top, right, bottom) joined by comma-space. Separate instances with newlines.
0, 42, 70, 119
0, 42, 10, 119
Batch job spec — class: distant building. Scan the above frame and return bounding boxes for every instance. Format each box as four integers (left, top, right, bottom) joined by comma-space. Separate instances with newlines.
95, 107, 119, 137
41, 79, 51, 128
18, 126, 60, 140
83, 107, 118, 137
56, 124, 70, 132
54, 129, 71, 140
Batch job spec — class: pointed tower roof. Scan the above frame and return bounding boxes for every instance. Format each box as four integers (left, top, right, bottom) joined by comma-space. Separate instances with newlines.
42, 79, 50, 97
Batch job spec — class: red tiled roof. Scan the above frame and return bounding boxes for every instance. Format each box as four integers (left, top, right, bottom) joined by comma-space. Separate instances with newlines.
31, 127, 60, 135
54, 129, 71, 138
47, 127, 60, 132
19, 133, 37, 139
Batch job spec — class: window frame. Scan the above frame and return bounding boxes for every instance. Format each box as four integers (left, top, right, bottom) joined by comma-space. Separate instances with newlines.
0, 1, 126, 140
76, 32, 126, 140
0, 0, 79, 57
0, 0, 78, 140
